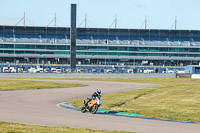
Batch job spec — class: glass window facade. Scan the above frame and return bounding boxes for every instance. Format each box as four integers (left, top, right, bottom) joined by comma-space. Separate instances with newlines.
0, 25, 200, 67
1, 43, 200, 57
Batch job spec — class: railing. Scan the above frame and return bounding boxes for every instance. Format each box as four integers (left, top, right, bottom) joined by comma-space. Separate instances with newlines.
1, 37, 200, 47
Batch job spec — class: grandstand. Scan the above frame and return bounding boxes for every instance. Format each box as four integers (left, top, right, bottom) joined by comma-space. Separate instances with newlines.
0, 25, 200, 67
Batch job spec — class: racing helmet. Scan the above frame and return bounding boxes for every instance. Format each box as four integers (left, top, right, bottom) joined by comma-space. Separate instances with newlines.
96, 89, 101, 95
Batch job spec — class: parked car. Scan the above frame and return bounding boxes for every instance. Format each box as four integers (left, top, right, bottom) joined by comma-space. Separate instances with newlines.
78, 68, 85, 73
28, 67, 37, 73
17, 67, 24, 73
106, 69, 113, 73
3, 67, 9, 73
9, 67, 16, 73
44, 68, 51, 73
63, 69, 71, 73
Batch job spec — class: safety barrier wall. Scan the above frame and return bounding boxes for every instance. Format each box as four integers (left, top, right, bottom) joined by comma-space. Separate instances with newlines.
191, 74, 200, 79
0, 73, 176, 78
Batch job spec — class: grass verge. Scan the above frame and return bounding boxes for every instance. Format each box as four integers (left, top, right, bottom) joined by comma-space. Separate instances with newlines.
67, 78, 200, 123
0, 80, 86, 91
0, 122, 133, 133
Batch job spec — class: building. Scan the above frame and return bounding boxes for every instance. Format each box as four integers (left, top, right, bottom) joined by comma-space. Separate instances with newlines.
184, 65, 200, 74
0, 25, 200, 66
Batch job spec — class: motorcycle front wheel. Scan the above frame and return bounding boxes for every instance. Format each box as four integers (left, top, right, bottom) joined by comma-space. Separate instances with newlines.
81, 105, 86, 113
91, 105, 98, 114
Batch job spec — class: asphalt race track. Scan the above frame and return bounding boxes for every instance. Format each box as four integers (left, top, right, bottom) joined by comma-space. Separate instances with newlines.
0, 79, 200, 133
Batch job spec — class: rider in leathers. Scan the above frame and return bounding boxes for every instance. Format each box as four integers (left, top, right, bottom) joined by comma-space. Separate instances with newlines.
86, 89, 101, 108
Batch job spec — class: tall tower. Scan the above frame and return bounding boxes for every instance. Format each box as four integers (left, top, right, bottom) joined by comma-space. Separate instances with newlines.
70, 4, 77, 72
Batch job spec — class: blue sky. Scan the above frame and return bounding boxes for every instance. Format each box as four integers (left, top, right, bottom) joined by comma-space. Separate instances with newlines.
0, 0, 200, 30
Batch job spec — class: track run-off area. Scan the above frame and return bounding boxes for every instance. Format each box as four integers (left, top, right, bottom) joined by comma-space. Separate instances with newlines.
0, 79, 200, 133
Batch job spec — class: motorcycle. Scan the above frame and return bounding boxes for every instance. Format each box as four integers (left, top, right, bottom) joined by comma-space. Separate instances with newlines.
81, 96, 102, 114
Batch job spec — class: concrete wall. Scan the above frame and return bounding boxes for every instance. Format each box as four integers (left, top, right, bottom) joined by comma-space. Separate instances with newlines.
191, 74, 200, 79
0, 73, 176, 78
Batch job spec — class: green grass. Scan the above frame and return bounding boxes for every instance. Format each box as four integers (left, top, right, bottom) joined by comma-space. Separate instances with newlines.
0, 122, 133, 133
67, 78, 200, 123
0, 80, 86, 91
